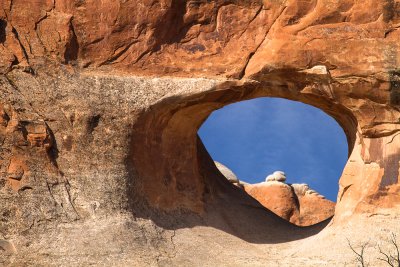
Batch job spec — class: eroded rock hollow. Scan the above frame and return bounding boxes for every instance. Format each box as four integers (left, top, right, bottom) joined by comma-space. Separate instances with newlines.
1, 0, 400, 266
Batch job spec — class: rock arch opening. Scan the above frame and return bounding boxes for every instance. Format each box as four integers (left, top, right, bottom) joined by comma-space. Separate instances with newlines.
198, 97, 349, 226
130, 76, 360, 238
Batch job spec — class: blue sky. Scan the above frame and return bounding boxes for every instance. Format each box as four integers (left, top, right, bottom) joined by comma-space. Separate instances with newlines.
198, 97, 348, 201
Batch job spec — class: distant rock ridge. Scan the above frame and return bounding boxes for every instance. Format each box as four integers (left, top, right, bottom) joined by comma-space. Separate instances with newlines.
215, 163, 335, 226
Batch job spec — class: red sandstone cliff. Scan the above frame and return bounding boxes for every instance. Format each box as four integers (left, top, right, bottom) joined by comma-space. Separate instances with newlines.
1, 1, 400, 266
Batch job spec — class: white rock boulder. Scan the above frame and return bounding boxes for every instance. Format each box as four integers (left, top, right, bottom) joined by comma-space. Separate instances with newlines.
265, 171, 286, 182
214, 161, 239, 184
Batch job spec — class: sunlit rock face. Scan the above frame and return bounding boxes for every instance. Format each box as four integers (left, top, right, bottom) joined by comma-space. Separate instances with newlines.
244, 180, 301, 224
291, 184, 336, 226
1, 0, 400, 265
215, 164, 335, 226
238, 170, 335, 226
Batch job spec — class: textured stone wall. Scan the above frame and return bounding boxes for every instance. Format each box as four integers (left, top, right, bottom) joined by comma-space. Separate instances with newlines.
0, 0, 400, 265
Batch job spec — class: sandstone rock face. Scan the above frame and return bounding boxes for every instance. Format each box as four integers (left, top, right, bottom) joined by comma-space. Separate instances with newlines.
245, 181, 300, 224
0, 1, 400, 266
217, 166, 334, 226
297, 193, 336, 226
292, 183, 336, 226
244, 179, 335, 226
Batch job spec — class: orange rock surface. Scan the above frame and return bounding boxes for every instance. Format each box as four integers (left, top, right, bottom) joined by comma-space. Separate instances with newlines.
297, 193, 335, 226
244, 182, 335, 226
245, 182, 300, 224
1, 1, 400, 265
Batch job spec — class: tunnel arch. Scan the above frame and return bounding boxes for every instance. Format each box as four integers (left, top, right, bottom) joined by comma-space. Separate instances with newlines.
130, 76, 359, 224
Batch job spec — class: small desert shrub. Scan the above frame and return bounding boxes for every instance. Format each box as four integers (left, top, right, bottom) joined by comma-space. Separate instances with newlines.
348, 233, 400, 267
